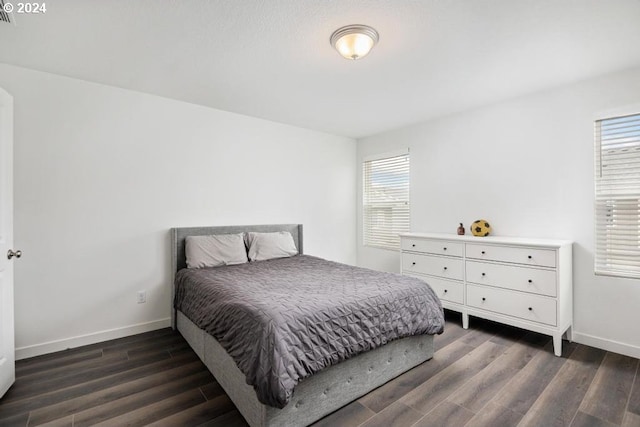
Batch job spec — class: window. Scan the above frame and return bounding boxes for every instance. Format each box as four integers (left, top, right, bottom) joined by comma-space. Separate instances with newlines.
595, 112, 640, 278
363, 150, 410, 250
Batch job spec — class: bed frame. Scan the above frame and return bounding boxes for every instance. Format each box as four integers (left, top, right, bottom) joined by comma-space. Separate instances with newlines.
171, 224, 435, 427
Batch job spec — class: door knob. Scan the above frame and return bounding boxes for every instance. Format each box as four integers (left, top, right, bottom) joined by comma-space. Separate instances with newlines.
7, 249, 22, 260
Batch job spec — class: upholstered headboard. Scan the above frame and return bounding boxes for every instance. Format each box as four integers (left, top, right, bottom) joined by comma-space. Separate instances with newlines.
170, 224, 303, 328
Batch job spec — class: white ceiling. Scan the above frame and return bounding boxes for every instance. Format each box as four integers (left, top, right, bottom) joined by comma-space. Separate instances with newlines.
1, 1, 640, 138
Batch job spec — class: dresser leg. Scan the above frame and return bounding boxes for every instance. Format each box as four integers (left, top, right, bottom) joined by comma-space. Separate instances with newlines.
565, 326, 573, 342
553, 334, 562, 357
462, 313, 469, 329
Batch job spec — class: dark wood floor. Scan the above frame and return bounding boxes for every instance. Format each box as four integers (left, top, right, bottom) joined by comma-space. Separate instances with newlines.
1, 312, 639, 427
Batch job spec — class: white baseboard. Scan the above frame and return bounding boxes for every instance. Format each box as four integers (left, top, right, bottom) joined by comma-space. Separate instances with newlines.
15, 318, 172, 360
572, 331, 640, 359
15, 319, 639, 361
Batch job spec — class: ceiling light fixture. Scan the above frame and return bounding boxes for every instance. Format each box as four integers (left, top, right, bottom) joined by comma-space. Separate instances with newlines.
330, 24, 379, 60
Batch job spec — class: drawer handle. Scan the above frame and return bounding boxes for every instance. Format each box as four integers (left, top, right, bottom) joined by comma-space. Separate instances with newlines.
481, 272, 486, 276
528, 307, 533, 311
528, 279, 532, 283
443, 247, 447, 251
443, 289, 448, 293
528, 255, 532, 259
443, 267, 448, 270
412, 244, 416, 247
412, 262, 416, 265
481, 297, 486, 301
481, 251, 485, 255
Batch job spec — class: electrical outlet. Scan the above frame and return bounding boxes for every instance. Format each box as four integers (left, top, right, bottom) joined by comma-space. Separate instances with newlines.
137, 290, 146, 304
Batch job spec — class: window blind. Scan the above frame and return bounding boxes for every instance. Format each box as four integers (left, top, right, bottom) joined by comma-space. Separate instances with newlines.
363, 151, 410, 250
595, 112, 640, 278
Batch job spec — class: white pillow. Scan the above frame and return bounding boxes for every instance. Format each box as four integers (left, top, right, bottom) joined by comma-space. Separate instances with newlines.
246, 231, 298, 262
185, 233, 248, 268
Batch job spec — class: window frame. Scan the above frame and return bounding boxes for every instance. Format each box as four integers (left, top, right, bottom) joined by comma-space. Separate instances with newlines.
362, 149, 410, 251
594, 109, 640, 279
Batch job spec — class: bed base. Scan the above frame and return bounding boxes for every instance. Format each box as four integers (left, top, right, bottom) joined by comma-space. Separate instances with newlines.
177, 311, 434, 427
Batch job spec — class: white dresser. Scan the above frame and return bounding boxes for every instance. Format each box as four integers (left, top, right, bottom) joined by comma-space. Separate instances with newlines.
400, 232, 573, 356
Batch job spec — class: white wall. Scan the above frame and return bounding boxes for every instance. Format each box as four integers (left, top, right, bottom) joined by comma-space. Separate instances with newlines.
0, 63, 356, 359
357, 67, 640, 358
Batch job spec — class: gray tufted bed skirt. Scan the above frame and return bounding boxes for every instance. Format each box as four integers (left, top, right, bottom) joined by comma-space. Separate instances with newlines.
177, 311, 434, 427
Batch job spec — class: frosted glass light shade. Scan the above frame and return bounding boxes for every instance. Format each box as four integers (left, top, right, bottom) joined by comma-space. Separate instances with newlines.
330, 25, 379, 60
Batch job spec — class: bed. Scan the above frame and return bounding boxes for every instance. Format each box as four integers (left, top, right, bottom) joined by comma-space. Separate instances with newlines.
171, 224, 444, 427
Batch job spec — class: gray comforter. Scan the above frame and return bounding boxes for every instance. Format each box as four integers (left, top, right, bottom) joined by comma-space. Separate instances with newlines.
174, 255, 444, 408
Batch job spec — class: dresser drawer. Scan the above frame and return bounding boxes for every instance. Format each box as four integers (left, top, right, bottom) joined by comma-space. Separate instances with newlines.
401, 238, 463, 257
466, 284, 557, 326
404, 273, 464, 304
466, 261, 557, 297
466, 244, 556, 268
424, 276, 464, 304
402, 253, 464, 281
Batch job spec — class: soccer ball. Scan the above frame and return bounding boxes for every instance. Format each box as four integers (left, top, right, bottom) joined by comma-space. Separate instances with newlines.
471, 220, 492, 237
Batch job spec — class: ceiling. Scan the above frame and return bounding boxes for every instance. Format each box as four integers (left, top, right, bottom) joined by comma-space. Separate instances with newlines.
1, 1, 640, 138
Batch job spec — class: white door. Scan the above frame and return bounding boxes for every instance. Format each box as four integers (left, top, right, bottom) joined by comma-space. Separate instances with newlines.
0, 88, 15, 398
